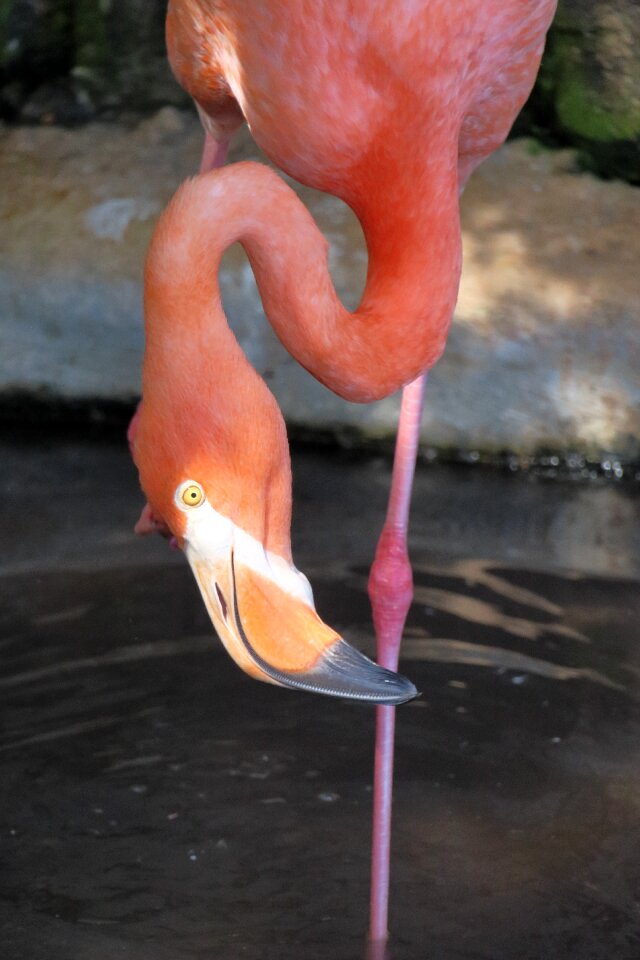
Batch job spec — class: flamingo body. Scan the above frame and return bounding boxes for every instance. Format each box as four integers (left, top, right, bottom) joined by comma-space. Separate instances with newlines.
167, 0, 556, 194
131, 0, 557, 698
129, 0, 558, 943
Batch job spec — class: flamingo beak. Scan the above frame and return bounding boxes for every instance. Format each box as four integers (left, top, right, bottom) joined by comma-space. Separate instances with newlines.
186, 551, 418, 704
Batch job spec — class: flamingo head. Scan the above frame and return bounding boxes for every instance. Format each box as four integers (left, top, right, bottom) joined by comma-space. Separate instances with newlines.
129, 396, 417, 706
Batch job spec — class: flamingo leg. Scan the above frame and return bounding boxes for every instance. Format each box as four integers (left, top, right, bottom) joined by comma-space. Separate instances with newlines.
199, 131, 230, 173
367, 373, 427, 944
198, 120, 426, 941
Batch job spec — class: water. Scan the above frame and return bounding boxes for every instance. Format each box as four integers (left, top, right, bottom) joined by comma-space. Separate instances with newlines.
1, 442, 639, 959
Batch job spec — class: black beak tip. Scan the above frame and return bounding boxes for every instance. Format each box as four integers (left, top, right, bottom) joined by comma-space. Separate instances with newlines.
376, 669, 420, 705
303, 638, 420, 705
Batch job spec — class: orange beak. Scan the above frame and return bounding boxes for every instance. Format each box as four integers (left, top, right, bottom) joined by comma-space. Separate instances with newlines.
187, 550, 417, 704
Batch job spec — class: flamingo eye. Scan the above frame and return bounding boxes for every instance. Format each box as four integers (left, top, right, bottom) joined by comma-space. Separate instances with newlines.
180, 482, 205, 507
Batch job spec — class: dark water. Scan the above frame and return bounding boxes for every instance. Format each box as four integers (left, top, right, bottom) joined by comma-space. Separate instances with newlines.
1, 443, 639, 959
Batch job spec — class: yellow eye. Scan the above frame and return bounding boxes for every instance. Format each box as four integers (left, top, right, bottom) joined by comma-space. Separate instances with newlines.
181, 483, 204, 508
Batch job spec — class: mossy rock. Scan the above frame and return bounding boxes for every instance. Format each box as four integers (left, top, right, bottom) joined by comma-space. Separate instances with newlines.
530, 0, 640, 182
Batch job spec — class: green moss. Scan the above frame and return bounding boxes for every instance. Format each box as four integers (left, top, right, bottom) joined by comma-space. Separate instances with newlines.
526, 13, 640, 182
74, 0, 109, 79
556, 70, 640, 142
524, 138, 550, 157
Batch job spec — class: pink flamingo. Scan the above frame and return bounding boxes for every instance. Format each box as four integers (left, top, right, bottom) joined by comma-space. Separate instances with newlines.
129, 0, 557, 945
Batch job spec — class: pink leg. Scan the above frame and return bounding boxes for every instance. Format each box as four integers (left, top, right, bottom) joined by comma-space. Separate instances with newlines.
199, 132, 230, 173
367, 373, 427, 945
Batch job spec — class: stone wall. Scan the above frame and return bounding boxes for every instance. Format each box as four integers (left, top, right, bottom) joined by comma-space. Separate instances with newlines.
1, 114, 638, 463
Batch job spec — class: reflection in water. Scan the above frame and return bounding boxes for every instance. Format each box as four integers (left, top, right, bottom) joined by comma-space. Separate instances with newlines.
438, 558, 563, 615
0, 635, 214, 691
365, 939, 392, 960
548, 487, 639, 576
350, 556, 636, 695
0, 706, 162, 754
413, 584, 587, 643
2, 553, 640, 960
401, 635, 623, 691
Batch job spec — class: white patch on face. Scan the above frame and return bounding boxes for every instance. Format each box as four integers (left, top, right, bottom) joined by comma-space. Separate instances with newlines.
174, 481, 314, 607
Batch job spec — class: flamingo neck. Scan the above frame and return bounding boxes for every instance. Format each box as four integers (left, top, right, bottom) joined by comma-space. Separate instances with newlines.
146, 157, 462, 404
139, 158, 461, 550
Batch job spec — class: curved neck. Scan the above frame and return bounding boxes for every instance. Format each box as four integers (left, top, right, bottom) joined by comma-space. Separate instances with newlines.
140, 159, 460, 553
145, 158, 461, 405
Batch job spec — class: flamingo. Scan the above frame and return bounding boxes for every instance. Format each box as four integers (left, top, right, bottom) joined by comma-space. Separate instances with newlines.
128, 0, 557, 946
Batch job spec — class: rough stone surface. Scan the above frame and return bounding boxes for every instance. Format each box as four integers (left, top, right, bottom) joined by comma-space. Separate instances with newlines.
1, 110, 639, 458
